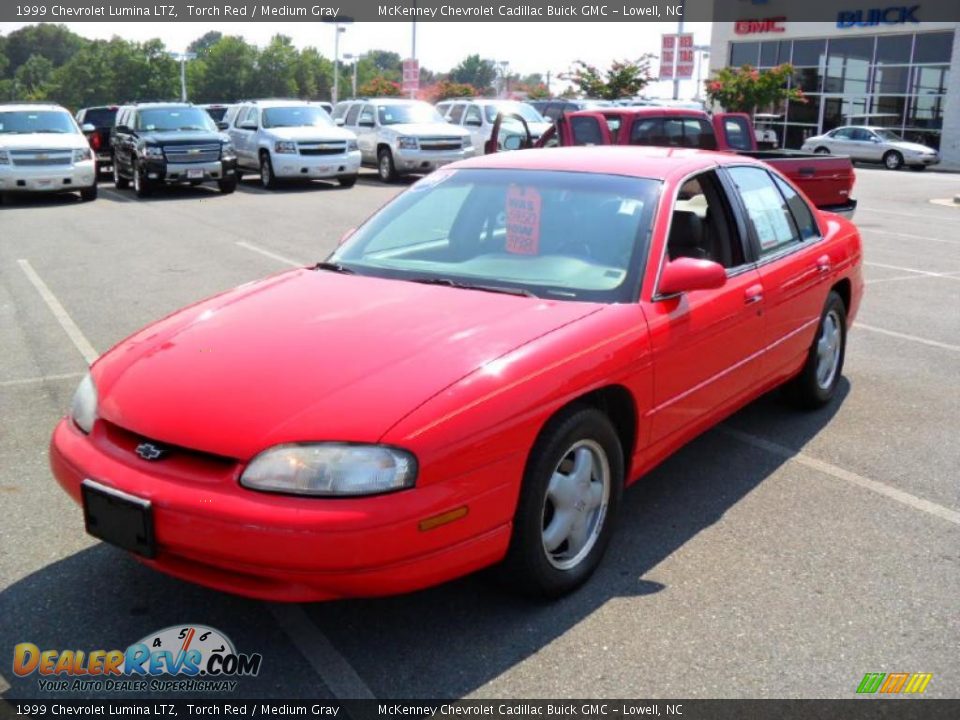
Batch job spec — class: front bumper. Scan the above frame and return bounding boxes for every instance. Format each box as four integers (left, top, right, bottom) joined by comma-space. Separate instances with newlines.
272, 150, 361, 179
142, 157, 237, 184
0, 160, 96, 193
50, 418, 515, 601
908, 154, 940, 167
393, 146, 475, 174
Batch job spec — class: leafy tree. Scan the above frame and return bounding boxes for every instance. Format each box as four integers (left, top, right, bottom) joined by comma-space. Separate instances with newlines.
191, 36, 258, 102
449, 54, 497, 93
255, 35, 299, 98
562, 57, 655, 99
14, 53, 54, 99
365, 50, 402, 78
704, 64, 803, 114
358, 76, 402, 98
188, 31, 223, 57
294, 47, 333, 100
4, 24, 86, 74
523, 83, 551, 100
430, 80, 476, 101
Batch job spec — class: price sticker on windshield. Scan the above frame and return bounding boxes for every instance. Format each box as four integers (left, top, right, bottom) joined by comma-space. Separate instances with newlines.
505, 185, 541, 255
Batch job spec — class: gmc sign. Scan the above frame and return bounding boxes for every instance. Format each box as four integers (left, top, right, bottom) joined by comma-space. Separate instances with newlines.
735, 16, 786, 34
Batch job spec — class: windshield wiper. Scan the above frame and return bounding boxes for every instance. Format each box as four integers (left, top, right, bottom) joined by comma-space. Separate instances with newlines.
315, 261, 355, 274
409, 277, 537, 298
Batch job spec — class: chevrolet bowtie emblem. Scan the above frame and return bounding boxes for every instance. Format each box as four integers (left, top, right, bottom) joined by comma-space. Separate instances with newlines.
135, 442, 167, 461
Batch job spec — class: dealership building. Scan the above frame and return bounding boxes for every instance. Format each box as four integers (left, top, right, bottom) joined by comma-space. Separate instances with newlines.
708, 8, 960, 168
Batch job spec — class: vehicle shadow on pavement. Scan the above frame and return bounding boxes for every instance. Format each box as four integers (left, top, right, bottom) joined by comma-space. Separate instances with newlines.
235, 178, 351, 195
0, 382, 849, 700
0, 193, 86, 209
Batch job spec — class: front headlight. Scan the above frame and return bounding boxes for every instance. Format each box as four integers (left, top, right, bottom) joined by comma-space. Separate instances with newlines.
397, 136, 418, 150
221, 142, 236, 158
139, 144, 163, 159
70, 373, 98, 434
275, 141, 298, 154
240, 443, 417, 497
462, 137, 473, 148
73, 147, 93, 163
0, 150, 9, 165
347, 139, 359, 152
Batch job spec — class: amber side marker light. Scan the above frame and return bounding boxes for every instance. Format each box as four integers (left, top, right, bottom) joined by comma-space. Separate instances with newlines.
418, 506, 469, 531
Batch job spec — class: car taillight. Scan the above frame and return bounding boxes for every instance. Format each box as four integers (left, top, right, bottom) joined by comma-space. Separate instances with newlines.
89, 133, 101, 151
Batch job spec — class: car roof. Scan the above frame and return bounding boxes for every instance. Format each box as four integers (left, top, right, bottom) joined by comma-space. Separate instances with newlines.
454, 145, 766, 181
241, 99, 321, 108
0, 103, 69, 113
125, 102, 194, 109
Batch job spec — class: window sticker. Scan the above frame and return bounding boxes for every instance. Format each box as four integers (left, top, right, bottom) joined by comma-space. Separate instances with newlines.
505, 185, 542, 255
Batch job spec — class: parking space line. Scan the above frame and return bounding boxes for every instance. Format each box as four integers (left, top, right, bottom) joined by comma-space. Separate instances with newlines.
721, 427, 960, 526
17, 259, 98, 364
862, 227, 960, 246
854, 323, 960, 353
235, 241, 304, 267
269, 604, 375, 700
861, 207, 958, 223
866, 270, 960, 285
0, 371, 85, 388
863, 261, 960, 280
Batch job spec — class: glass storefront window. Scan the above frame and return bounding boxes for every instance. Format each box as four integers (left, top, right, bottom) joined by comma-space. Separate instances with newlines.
787, 95, 820, 125
912, 32, 953, 64
875, 34, 913, 64
871, 96, 907, 124
906, 95, 944, 130
760, 42, 779, 67
873, 65, 910, 94
902, 129, 940, 150
792, 68, 823, 93
777, 41, 792, 65
913, 65, 949, 95
792, 39, 827, 67
784, 125, 818, 150
730, 42, 759, 67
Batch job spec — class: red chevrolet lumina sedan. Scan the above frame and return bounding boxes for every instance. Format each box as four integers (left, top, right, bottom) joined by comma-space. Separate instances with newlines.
51, 146, 863, 601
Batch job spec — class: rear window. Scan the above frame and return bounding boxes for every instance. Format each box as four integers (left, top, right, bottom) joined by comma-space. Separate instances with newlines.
83, 108, 117, 127
203, 107, 229, 122
630, 117, 718, 150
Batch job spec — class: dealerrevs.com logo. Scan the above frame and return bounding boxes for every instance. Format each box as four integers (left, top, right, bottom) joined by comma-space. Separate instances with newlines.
13, 625, 262, 693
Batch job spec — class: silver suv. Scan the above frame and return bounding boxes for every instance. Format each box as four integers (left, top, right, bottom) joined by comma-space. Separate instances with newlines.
228, 100, 360, 188
333, 98, 474, 182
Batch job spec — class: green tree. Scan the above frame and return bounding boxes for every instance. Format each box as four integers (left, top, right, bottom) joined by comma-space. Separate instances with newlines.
4, 24, 86, 74
191, 36, 258, 102
449, 54, 497, 93
365, 50, 402, 78
188, 31, 223, 57
294, 47, 333, 100
704, 64, 803, 114
255, 34, 299, 98
562, 57, 655, 99
14, 53, 53, 99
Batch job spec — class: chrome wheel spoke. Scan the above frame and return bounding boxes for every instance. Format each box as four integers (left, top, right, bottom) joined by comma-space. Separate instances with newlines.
547, 470, 579, 509
542, 509, 576, 553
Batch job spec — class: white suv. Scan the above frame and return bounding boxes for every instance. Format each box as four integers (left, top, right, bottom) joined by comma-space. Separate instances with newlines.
0, 103, 97, 202
228, 100, 361, 188
333, 98, 474, 182
436, 99, 551, 153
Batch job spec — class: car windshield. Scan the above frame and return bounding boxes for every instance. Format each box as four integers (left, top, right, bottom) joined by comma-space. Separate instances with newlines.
262, 106, 332, 129
331, 168, 660, 303
484, 102, 546, 124
0, 110, 78, 134
136, 108, 216, 132
377, 103, 443, 125
873, 129, 903, 141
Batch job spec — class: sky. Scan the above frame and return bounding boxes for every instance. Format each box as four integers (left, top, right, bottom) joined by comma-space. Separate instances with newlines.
0, 20, 713, 98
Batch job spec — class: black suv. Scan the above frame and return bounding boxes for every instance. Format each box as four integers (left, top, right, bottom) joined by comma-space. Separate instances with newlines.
76, 105, 118, 177
111, 102, 238, 197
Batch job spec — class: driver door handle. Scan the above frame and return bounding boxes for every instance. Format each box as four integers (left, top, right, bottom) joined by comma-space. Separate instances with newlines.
744, 285, 764, 305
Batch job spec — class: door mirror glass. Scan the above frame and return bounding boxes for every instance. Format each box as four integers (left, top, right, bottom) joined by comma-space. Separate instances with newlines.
658, 257, 727, 296
216, 121, 229, 131
503, 134, 523, 151
81, 123, 96, 133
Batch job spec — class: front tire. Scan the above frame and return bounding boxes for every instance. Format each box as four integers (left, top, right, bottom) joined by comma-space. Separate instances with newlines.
883, 150, 904, 170
377, 148, 398, 183
337, 174, 358, 188
499, 406, 624, 598
784, 291, 847, 409
80, 184, 98, 202
113, 161, 129, 190
133, 160, 152, 198
814, 146, 830, 155
260, 152, 278, 189
218, 176, 237, 194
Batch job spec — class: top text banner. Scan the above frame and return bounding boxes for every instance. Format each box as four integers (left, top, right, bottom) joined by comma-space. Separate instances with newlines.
3, 1, 959, 23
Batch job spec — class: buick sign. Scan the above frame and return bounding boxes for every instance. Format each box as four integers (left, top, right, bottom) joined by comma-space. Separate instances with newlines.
837, 5, 920, 27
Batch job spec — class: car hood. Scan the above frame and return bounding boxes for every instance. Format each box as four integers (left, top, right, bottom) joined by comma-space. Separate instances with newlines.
93, 269, 601, 459
264, 125, 356, 142
138, 130, 225, 145
0, 133, 88, 150
386, 123, 471, 138
888, 140, 936, 154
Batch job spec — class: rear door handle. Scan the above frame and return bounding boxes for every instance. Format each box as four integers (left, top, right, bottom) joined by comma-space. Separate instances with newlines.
744, 285, 764, 305
816, 255, 832, 274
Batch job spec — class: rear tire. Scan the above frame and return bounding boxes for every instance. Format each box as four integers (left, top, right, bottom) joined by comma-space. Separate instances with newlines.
784, 291, 847, 409
218, 176, 237, 194
883, 150, 904, 170
80, 184, 98, 202
113, 161, 129, 190
337, 174, 358, 188
377, 148, 398, 183
497, 405, 624, 598
814, 146, 830, 155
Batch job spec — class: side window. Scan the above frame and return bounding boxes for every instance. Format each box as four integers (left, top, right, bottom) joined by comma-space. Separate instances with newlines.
463, 105, 482, 126
332, 103, 349, 121
668, 171, 746, 270
345, 104, 361, 126
630, 118, 664, 145
772, 175, 819, 240
436, 103, 450, 119
831, 128, 854, 140
570, 116, 604, 146
852, 128, 873, 142
722, 117, 753, 151
603, 115, 621, 143
448, 104, 465, 124
727, 166, 802, 257
543, 104, 563, 122
359, 105, 376, 126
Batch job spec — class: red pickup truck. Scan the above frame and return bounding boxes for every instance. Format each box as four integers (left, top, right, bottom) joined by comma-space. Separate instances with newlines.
489, 107, 857, 218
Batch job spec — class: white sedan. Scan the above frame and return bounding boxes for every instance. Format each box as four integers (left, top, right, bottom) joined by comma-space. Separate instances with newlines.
802, 126, 940, 170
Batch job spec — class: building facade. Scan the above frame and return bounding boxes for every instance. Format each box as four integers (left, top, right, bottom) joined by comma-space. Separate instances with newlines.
709, 15, 959, 169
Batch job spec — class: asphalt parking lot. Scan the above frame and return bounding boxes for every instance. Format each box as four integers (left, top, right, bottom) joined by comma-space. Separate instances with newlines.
1, 165, 958, 700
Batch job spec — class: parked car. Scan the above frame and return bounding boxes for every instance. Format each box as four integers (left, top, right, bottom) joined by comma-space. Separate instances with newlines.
504, 106, 857, 217
75, 105, 118, 176
333, 98, 474, 182
801, 126, 940, 171
228, 99, 360, 188
50, 146, 863, 601
436, 98, 551, 153
111, 102, 238, 197
0, 103, 97, 202
199, 103, 235, 124
316, 101, 334, 115
529, 99, 613, 122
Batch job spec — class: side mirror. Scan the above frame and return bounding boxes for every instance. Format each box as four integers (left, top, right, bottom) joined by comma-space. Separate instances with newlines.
115, 124, 130, 134
338, 227, 356, 246
503, 134, 523, 151
335, 118, 345, 126
81, 123, 96, 133
239, 122, 257, 131
658, 257, 727, 296
358, 120, 375, 128
216, 121, 229, 131
465, 118, 482, 127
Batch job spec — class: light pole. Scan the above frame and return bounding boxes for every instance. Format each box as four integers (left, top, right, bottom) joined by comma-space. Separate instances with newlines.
168, 51, 197, 102
343, 53, 368, 99
498, 60, 510, 98
324, 17, 354, 104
